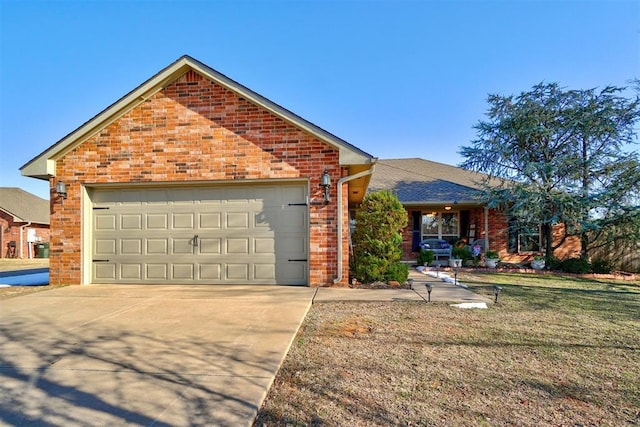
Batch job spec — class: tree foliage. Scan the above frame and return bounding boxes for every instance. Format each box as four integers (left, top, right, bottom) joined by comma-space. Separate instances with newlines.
351, 190, 408, 283
460, 82, 640, 264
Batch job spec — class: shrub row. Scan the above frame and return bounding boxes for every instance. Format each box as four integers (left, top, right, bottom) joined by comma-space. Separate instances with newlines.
547, 256, 614, 274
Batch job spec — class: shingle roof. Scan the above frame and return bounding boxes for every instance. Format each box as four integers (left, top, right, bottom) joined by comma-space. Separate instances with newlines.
368, 158, 492, 205
0, 188, 50, 224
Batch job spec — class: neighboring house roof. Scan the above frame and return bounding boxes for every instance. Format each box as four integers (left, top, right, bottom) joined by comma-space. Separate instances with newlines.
368, 158, 493, 206
0, 188, 50, 225
21, 55, 375, 180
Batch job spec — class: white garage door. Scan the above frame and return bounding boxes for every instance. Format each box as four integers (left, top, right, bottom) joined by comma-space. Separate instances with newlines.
91, 183, 308, 285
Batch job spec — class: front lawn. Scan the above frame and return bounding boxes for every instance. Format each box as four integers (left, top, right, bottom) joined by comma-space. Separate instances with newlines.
255, 273, 640, 426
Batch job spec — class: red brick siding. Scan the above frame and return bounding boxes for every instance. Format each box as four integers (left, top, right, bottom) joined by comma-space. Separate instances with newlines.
400, 206, 579, 263
0, 212, 50, 258
552, 223, 581, 259
400, 209, 414, 259
50, 70, 346, 286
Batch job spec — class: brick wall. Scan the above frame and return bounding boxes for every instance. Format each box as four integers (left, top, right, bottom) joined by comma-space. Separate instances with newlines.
399, 206, 579, 263
0, 212, 50, 259
50, 70, 345, 286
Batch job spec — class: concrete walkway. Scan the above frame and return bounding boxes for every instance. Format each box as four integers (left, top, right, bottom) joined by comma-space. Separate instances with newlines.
313, 269, 492, 304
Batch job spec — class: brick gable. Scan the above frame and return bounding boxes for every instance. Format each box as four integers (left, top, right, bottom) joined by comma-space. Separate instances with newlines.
50, 70, 346, 286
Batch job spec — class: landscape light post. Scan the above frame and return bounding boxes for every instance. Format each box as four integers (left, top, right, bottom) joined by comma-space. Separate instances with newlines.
493, 285, 502, 303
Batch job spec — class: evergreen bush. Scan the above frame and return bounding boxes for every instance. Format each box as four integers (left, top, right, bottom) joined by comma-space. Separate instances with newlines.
350, 190, 408, 284
547, 256, 563, 271
385, 262, 409, 283
417, 249, 435, 266
590, 258, 614, 274
452, 246, 473, 261
560, 257, 591, 274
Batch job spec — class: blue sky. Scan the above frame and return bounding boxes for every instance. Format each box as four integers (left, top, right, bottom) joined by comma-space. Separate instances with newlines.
1, 0, 638, 200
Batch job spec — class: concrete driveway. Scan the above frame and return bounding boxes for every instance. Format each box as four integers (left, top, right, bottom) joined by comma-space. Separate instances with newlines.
0, 285, 316, 426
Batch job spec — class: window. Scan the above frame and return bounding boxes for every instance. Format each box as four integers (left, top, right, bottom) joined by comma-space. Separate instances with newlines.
422, 212, 459, 241
508, 217, 541, 253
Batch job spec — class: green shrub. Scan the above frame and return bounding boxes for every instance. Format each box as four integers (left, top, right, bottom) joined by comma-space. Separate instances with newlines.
452, 246, 473, 261
590, 258, 614, 274
417, 249, 435, 266
385, 262, 409, 283
547, 255, 563, 271
485, 250, 500, 259
350, 190, 408, 284
560, 257, 591, 274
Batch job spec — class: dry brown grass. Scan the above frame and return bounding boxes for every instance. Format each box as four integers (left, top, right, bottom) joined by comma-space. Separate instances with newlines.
255, 273, 640, 426
0, 259, 49, 272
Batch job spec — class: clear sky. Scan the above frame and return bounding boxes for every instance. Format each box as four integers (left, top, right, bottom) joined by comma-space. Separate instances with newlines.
1, 0, 638, 200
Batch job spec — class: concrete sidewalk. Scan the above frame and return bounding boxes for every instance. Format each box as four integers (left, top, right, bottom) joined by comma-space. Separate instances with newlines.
313, 269, 491, 303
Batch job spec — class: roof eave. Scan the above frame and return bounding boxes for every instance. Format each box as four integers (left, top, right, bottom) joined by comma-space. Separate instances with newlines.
400, 200, 485, 207
0, 207, 23, 222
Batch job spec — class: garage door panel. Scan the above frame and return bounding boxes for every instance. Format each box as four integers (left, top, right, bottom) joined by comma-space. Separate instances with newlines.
172, 213, 194, 229
121, 239, 142, 255
95, 263, 116, 280
199, 238, 221, 254
146, 264, 168, 280
254, 238, 275, 254
121, 264, 142, 280
277, 262, 306, 284
147, 214, 168, 229
147, 239, 168, 254
277, 236, 307, 255
254, 264, 276, 280
226, 264, 248, 280
92, 183, 308, 285
121, 214, 142, 229
226, 212, 249, 228
227, 238, 249, 254
199, 212, 221, 229
278, 210, 306, 231
199, 264, 221, 279
95, 239, 116, 255
173, 238, 195, 254
172, 264, 194, 280
95, 214, 116, 230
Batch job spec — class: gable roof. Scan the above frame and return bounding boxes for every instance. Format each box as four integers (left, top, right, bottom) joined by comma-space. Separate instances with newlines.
368, 158, 493, 206
21, 55, 375, 180
0, 188, 50, 225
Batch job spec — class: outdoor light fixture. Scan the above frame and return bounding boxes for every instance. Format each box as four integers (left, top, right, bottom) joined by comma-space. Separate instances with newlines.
407, 278, 414, 290
56, 181, 68, 204
444, 205, 452, 211
320, 169, 331, 204
493, 285, 502, 303
425, 283, 433, 302
453, 262, 460, 286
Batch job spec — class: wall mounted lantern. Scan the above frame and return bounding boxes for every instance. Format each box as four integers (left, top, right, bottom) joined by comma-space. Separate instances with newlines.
56, 181, 68, 204
320, 169, 331, 204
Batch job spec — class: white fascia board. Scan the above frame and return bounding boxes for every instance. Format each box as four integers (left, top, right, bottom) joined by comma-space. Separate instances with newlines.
20, 60, 191, 179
